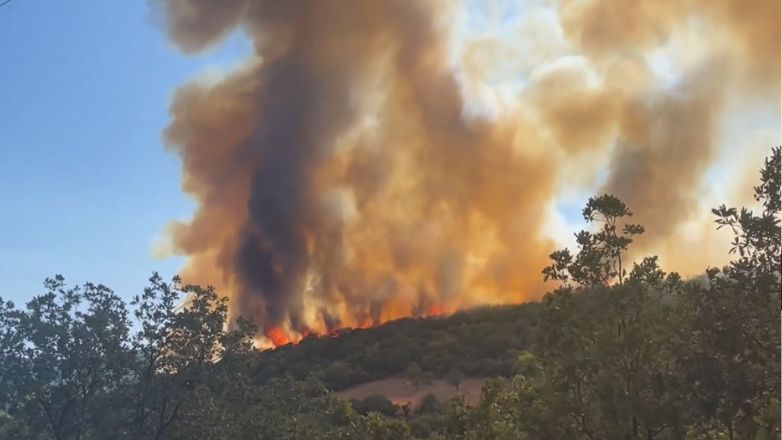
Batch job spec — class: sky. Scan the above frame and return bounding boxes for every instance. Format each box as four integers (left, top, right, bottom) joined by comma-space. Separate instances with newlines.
0, 0, 251, 305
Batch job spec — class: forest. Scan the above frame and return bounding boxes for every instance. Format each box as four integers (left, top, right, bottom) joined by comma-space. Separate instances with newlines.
0, 147, 778, 439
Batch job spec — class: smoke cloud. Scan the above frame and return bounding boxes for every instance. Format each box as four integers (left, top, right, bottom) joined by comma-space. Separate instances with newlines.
156, 0, 780, 344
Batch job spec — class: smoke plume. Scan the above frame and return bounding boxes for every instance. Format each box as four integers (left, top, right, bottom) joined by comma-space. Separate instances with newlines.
157, 0, 780, 345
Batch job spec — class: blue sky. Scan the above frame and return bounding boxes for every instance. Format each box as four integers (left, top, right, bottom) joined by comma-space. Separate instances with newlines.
0, 0, 250, 305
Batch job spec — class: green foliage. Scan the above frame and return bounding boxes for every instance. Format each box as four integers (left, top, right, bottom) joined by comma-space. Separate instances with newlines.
351, 394, 399, 417
678, 146, 781, 439
543, 193, 644, 288
359, 412, 413, 440
0, 273, 260, 439
321, 361, 356, 390
254, 303, 540, 391
171, 376, 365, 440
0, 410, 33, 439
0, 278, 134, 439
405, 362, 433, 390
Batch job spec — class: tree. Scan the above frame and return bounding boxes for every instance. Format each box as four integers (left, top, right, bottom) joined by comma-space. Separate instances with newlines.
360, 412, 413, 440
677, 146, 781, 439
0, 411, 30, 439
0, 277, 134, 440
485, 147, 781, 440
445, 369, 465, 393
352, 394, 398, 417
543, 194, 644, 289
416, 393, 441, 415
321, 361, 353, 389
127, 272, 189, 439
0, 297, 23, 415
529, 193, 693, 439
128, 273, 256, 439
172, 375, 363, 440
405, 362, 425, 390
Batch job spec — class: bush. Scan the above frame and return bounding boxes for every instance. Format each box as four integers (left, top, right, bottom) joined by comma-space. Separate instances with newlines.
352, 394, 399, 417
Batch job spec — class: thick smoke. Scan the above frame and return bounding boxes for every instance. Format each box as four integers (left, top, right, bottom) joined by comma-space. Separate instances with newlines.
559, 0, 779, 258
157, 0, 780, 344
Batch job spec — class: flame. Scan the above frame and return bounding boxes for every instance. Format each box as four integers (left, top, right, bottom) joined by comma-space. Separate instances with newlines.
428, 304, 445, 317
266, 327, 291, 347
264, 305, 453, 349
265, 323, 376, 348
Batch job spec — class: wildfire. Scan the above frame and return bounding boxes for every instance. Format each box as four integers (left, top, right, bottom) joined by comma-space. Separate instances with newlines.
263, 305, 454, 348
434, 304, 449, 316
266, 327, 291, 347
159, 0, 779, 344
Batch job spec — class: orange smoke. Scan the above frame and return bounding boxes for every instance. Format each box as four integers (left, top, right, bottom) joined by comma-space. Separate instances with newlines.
155, 0, 780, 346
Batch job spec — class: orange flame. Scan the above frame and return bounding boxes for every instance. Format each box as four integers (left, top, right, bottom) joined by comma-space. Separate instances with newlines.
428, 304, 444, 317
266, 327, 291, 347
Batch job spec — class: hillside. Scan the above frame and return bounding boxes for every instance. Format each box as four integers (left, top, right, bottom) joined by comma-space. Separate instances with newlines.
336, 377, 488, 407
250, 302, 542, 391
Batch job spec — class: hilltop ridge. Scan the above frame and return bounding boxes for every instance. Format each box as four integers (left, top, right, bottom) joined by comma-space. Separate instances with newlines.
251, 302, 542, 391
